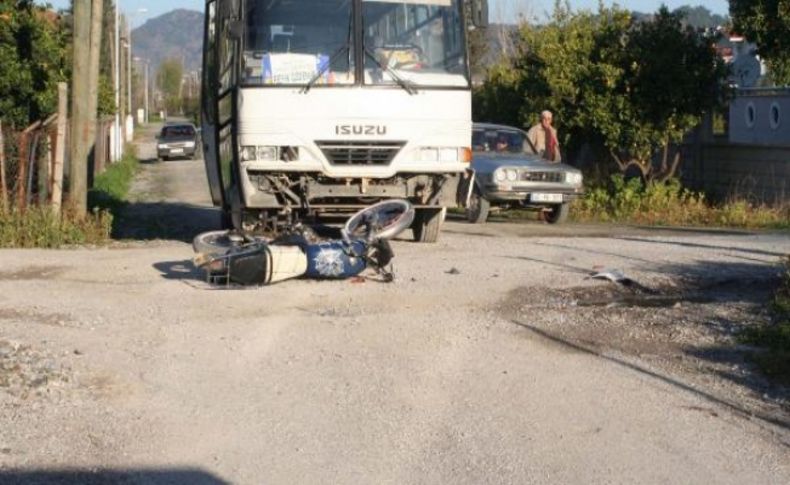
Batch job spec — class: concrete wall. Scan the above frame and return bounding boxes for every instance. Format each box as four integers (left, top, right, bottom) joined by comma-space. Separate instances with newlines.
681, 141, 790, 204
729, 90, 790, 146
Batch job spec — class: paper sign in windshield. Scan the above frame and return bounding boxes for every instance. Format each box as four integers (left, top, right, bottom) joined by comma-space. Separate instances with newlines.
262, 54, 330, 85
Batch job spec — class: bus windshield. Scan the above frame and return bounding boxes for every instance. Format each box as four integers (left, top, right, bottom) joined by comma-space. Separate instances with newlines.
363, 0, 468, 88
243, 0, 356, 86
241, 0, 469, 88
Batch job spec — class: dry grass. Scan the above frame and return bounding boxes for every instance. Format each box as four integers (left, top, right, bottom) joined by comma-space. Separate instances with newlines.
572, 176, 790, 229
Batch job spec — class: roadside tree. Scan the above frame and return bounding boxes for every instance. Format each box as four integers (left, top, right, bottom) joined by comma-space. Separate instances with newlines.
730, 0, 790, 85
0, 0, 69, 128
157, 58, 183, 116
474, 3, 727, 183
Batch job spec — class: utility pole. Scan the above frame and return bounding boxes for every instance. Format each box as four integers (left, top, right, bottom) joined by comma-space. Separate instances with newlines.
144, 60, 150, 124
68, 0, 92, 213
69, 0, 103, 212
126, 17, 133, 138
114, 0, 122, 161
52, 83, 67, 215
86, 0, 103, 174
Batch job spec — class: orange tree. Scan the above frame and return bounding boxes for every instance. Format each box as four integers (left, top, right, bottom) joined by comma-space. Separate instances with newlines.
474, 2, 727, 183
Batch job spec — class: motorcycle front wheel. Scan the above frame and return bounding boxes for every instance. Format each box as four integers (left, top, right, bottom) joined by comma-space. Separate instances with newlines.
343, 199, 415, 241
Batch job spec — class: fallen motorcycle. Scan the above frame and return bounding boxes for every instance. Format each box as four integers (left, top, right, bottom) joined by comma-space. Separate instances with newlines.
192, 200, 415, 286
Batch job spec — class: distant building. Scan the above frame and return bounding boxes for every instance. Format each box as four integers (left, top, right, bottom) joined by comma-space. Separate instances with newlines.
729, 88, 790, 146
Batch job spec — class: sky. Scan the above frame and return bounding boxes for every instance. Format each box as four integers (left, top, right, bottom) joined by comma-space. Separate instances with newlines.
42, 0, 730, 27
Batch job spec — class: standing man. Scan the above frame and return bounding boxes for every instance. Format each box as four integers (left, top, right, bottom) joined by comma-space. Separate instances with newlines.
527, 110, 561, 162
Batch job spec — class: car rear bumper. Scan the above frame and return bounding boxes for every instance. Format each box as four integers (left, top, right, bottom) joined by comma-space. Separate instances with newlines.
158, 147, 196, 158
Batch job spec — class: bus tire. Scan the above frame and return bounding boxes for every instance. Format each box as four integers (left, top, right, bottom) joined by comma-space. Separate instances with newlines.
220, 210, 236, 230
412, 208, 443, 243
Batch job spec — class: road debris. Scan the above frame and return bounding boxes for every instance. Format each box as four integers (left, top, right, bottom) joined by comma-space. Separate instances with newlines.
589, 268, 657, 294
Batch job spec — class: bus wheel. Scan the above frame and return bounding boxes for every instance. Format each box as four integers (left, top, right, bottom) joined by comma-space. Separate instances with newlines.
412, 208, 443, 243
220, 210, 241, 230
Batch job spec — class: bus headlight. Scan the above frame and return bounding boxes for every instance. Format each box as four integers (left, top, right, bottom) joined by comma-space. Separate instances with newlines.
240, 146, 257, 161
419, 148, 439, 162
438, 148, 458, 162
419, 147, 470, 162
240, 146, 279, 161
256, 146, 278, 161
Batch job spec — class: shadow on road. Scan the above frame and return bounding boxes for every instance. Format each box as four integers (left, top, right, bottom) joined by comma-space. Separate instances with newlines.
506, 256, 789, 429
0, 468, 229, 485
153, 259, 203, 281
112, 202, 221, 242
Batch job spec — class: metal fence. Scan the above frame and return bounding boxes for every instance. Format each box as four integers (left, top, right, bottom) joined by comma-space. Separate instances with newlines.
0, 116, 116, 212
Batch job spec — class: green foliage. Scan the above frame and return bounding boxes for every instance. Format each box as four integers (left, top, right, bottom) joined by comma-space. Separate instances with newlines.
474, 3, 727, 180
730, 0, 790, 86
0, 205, 112, 248
157, 58, 184, 114
739, 256, 790, 384
0, 1, 69, 129
573, 175, 790, 229
88, 150, 139, 214
97, 73, 116, 116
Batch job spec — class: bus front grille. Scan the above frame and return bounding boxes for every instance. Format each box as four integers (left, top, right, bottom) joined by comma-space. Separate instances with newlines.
316, 141, 405, 166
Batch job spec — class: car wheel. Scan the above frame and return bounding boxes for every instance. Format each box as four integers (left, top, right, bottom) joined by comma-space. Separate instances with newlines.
544, 203, 570, 224
466, 188, 490, 224
411, 208, 443, 243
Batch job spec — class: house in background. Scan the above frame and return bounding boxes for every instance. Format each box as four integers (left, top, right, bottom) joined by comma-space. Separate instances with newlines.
680, 35, 789, 204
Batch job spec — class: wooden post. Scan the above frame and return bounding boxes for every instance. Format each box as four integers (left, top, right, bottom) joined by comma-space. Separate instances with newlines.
0, 119, 7, 213
38, 131, 51, 204
16, 132, 29, 210
52, 83, 67, 214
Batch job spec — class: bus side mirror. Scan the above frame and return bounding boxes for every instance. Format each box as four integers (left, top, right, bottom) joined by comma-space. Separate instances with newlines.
228, 20, 244, 39
471, 0, 489, 28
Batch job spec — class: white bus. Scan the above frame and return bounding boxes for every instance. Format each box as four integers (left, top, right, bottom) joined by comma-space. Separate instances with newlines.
201, 0, 487, 242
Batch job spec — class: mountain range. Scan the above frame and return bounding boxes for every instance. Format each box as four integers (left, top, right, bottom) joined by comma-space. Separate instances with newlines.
131, 9, 204, 75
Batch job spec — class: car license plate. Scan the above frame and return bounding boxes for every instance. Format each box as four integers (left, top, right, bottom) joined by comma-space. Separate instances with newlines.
530, 193, 563, 203
170, 148, 184, 154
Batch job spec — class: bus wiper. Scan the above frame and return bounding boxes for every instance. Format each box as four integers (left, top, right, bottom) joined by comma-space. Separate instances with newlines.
303, 7, 353, 94
364, 48, 418, 95
301, 44, 350, 94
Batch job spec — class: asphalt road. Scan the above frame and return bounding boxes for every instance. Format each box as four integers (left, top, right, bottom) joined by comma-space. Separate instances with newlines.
0, 124, 788, 484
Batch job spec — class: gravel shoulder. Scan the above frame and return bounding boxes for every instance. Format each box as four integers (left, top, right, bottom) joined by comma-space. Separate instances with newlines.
0, 128, 788, 484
